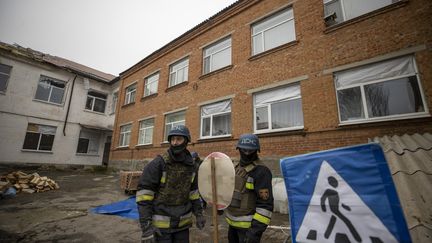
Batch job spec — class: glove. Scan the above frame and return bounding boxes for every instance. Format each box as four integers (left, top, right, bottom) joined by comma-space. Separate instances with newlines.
196, 214, 206, 230
141, 221, 161, 243
244, 231, 260, 243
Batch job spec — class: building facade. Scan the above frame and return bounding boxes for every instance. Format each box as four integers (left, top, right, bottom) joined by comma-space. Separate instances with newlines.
111, 0, 431, 173
0, 42, 119, 166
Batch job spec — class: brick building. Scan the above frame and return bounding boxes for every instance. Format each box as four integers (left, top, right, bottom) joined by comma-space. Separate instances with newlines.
110, 0, 432, 173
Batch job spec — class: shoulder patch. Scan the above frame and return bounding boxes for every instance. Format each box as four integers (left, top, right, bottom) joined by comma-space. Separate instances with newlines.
259, 188, 270, 200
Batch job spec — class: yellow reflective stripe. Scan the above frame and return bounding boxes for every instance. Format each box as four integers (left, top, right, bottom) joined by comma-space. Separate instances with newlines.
253, 212, 271, 225
160, 171, 166, 183
153, 220, 170, 228
245, 182, 254, 190
136, 194, 154, 202
225, 217, 251, 228
189, 192, 200, 200
179, 217, 192, 227
191, 172, 196, 183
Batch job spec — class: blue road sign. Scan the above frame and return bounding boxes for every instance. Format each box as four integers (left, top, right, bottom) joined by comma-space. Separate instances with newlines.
280, 143, 411, 243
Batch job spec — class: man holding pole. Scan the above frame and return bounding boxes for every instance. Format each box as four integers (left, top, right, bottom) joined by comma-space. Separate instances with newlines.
136, 125, 206, 243
224, 134, 274, 243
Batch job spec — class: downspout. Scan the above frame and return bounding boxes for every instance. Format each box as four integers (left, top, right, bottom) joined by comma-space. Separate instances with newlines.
63, 75, 77, 136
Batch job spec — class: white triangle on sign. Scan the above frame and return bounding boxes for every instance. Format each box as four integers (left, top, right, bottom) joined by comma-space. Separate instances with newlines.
295, 161, 398, 243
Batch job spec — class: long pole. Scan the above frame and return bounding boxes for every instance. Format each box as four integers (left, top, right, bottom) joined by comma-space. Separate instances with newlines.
211, 157, 219, 243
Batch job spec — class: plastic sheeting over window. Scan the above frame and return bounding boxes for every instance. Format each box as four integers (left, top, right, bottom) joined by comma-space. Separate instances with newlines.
255, 85, 301, 106
335, 55, 416, 88
201, 100, 231, 116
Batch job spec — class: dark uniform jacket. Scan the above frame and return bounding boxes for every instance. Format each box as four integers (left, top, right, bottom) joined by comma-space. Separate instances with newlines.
136, 150, 202, 233
225, 161, 274, 238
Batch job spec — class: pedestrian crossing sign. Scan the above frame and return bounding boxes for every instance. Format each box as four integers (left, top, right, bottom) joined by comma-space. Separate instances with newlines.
280, 143, 411, 243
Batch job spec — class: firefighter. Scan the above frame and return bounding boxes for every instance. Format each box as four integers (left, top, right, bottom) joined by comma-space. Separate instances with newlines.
225, 134, 274, 243
136, 125, 206, 243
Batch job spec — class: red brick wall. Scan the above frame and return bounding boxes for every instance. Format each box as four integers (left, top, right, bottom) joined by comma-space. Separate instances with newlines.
110, 0, 432, 164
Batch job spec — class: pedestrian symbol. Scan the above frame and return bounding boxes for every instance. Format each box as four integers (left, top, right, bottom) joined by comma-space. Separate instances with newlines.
296, 161, 396, 243
280, 144, 411, 243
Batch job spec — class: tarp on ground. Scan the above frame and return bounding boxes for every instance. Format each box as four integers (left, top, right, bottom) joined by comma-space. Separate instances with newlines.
91, 196, 138, 220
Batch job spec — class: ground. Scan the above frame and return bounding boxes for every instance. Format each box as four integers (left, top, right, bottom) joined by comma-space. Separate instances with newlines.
0, 165, 291, 243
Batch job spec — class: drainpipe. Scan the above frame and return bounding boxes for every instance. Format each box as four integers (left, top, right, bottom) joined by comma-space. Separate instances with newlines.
63, 75, 77, 136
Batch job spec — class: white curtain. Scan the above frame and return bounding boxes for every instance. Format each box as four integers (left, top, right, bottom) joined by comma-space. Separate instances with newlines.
335, 55, 415, 88
201, 100, 231, 116
255, 85, 300, 105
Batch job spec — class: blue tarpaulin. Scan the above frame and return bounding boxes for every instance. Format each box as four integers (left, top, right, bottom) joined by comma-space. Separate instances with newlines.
91, 196, 138, 220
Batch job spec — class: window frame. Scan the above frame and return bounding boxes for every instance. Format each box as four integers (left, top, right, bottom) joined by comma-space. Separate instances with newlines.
169, 58, 189, 87
144, 72, 160, 97
124, 83, 137, 105
118, 123, 132, 147
76, 129, 101, 155
253, 83, 304, 134
34, 76, 66, 105
251, 7, 296, 56
200, 100, 232, 139
334, 56, 429, 125
0, 63, 12, 93
202, 36, 232, 75
85, 90, 107, 113
138, 118, 155, 145
164, 111, 186, 142
22, 123, 57, 151
323, 0, 402, 27
111, 91, 118, 114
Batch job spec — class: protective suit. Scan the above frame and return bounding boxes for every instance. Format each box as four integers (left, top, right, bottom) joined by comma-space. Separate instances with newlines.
225, 134, 274, 243
136, 125, 205, 243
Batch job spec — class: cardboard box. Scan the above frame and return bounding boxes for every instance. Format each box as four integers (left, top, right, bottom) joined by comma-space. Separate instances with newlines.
119, 171, 142, 192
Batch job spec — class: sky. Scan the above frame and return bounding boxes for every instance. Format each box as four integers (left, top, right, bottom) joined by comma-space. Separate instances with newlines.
0, 0, 238, 76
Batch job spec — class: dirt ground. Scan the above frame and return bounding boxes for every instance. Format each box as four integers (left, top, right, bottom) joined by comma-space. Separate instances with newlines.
0, 165, 291, 243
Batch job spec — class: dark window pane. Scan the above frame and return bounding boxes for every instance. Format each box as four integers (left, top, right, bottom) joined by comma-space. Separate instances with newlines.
212, 113, 231, 136
77, 138, 89, 153
86, 97, 93, 110
201, 117, 211, 137
256, 106, 269, 130
49, 86, 64, 104
35, 80, 50, 101
0, 73, 8, 91
93, 99, 106, 113
23, 132, 40, 150
0, 64, 12, 73
337, 87, 364, 121
89, 91, 107, 99
365, 76, 424, 118
39, 134, 54, 151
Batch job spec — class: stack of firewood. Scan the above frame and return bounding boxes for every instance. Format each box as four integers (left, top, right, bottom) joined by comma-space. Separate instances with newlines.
0, 171, 59, 193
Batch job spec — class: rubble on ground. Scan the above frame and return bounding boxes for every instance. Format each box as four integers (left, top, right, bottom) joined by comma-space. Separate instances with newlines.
0, 171, 59, 195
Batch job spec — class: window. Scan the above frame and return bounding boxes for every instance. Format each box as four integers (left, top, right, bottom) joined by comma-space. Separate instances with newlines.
124, 84, 136, 105
252, 7, 296, 55
138, 118, 154, 145
144, 72, 159, 97
22, 123, 56, 151
76, 129, 100, 154
34, 76, 65, 104
335, 55, 427, 124
254, 84, 304, 133
323, 0, 400, 26
85, 91, 107, 113
119, 124, 132, 147
0, 63, 12, 92
203, 37, 232, 74
111, 92, 118, 114
201, 100, 232, 138
169, 58, 189, 87
164, 111, 186, 141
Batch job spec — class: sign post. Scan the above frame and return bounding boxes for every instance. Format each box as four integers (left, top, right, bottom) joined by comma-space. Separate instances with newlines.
198, 152, 235, 243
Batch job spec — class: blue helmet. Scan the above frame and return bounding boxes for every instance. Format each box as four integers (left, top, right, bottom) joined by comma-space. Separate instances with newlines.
168, 125, 191, 142
236, 134, 260, 152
